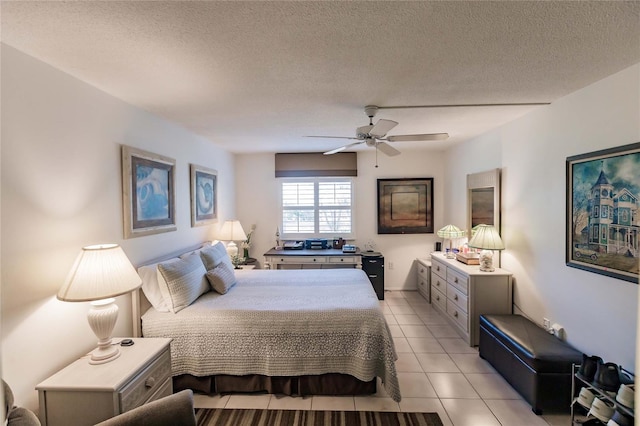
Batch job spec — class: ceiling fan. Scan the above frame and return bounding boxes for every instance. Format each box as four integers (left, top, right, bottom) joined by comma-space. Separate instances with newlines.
306, 105, 449, 157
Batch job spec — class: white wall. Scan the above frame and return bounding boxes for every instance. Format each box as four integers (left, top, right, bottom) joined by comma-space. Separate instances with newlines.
444, 64, 640, 370
1, 44, 236, 411
236, 149, 446, 290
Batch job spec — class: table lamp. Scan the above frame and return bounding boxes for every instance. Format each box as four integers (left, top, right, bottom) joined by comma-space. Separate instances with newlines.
57, 244, 141, 364
437, 224, 465, 258
467, 224, 505, 272
219, 220, 247, 258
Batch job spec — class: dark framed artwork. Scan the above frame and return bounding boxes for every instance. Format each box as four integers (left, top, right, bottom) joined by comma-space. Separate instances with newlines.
467, 169, 501, 238
377, 178, 434, 234
122, 145, 176, 239
190, 164, 217, 227
566, 142, 640, 283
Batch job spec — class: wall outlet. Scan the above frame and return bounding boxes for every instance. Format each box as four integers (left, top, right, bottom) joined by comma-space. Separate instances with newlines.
543, 317, 551, 331
388, 261, 394, 270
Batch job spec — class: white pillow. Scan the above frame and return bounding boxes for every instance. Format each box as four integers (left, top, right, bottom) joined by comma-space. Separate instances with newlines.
157, 254, 209, 313
206, 262, 237, 294
178, 241, 219, 260
200, 241, 233, 271
138, 263, 171, 312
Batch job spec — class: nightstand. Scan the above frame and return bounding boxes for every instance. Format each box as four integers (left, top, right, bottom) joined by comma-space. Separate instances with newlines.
36, 338, 172, 426
236, 264, 256, 270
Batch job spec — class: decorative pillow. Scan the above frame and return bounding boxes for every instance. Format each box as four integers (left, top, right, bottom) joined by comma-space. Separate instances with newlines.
178, 241, 220, 260
157, 254, 209, 313
138, 263, 171, 312
200, 241, 233, 271
205, 262, 237, 295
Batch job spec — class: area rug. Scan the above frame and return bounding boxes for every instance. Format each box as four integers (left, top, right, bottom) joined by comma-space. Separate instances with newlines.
195, 408, 444, 426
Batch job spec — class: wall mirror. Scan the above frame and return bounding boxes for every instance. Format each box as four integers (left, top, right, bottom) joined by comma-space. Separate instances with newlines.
467, 168, 501, 237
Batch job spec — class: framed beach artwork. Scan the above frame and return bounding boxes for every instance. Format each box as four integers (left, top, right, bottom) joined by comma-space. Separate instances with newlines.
377, 178, 434, 234
122, 145, 176, 239
566, 142, 640, 283
190, 164, 217, 227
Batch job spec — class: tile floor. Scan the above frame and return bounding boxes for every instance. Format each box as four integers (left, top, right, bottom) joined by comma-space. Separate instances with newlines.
193, 290, 572, 426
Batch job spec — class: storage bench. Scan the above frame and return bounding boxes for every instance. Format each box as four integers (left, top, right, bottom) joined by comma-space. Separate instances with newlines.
479, 314, 583, 414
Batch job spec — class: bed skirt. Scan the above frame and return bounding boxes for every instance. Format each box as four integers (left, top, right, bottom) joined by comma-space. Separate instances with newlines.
173, 373, 377, 397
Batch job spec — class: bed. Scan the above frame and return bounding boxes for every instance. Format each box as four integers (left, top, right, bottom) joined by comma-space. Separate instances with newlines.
134, 243, 401, 402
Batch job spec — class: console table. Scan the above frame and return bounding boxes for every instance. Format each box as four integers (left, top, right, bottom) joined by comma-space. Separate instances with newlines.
264, 248, 362, 269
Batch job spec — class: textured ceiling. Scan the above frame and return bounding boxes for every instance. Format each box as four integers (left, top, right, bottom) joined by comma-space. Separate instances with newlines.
2, 1, 639, 154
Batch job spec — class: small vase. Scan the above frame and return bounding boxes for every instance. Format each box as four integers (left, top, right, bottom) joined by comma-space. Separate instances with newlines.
243, 248, 249, 260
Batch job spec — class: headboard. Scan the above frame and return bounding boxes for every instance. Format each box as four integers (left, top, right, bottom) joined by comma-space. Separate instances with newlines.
132, 242, 209, 337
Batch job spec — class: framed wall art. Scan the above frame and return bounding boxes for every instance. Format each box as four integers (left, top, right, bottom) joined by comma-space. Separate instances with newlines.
467, 168, 501, 238
190, 164, 217, 227
122, 145, 176, 239
377, 178, 434, 234
566, 142, 640, 283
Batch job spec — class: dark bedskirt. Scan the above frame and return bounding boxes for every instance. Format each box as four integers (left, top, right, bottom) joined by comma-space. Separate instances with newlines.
173, 373, 377, 397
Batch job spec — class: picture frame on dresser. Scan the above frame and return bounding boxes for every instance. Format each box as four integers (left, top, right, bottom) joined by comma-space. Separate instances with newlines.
566, 142, 640, 283
377, 178, 434, 234
190, 163, 217, 227
122, 145, 177, 239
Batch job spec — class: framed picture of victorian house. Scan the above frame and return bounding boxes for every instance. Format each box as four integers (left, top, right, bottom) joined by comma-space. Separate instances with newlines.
566, 142, 640, 283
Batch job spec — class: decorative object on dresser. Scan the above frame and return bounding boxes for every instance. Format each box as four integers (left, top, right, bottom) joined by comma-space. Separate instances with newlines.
219, 220, 247, 262
430, 255, 512, 346
36, 338, 172, 426
57, 244, 141, 364
121, 145, 176, 239
190, 163, 217, 227
467, 224, 505, 272
436, 224, 465, 259
377, 178, 434, 234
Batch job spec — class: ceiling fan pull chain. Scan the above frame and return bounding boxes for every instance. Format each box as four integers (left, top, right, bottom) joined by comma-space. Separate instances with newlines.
375, 144, 379, 168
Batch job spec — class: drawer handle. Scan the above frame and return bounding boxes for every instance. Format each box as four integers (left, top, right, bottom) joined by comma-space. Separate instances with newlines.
145, 377, 156, 388
436, 295, 440, 301
436, 281, 441, 287
454, 311, 458, 318
454, 294, 458, 301
454, 277, 458, 283
437, 266, 440, 271
369, 274, 377, 278
313, 259, 317, 262
420, 268, 424, 273
340, 258, 344, 262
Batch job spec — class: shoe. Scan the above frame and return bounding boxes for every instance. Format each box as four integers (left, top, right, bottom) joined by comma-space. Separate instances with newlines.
577, 387, 596, 409
593, 362, 622, 393
615, 383, 635, 409
607, 407, 634, 426
578, 354, 604, 382
588, 397, 615, 423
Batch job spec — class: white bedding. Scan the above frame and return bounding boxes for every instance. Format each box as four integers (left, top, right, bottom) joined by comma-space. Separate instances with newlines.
142, 268, 401, 401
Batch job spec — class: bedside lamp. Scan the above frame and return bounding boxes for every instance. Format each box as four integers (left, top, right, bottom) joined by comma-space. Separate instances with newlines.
219, 220, 247, 258
437, 224, 465, 259
467, 224, 505, 272
58, 244, 141, 364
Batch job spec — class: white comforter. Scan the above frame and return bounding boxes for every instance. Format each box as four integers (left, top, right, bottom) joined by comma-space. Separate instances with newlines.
142, 268, 401, 401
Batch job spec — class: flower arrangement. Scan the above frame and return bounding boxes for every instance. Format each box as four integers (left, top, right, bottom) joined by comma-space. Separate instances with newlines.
241, 224, 256, 259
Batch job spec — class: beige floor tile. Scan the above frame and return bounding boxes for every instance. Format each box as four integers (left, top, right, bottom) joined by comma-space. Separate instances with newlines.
407, 337, 446, 353
418, 313, 450, 325
385, 291, 405, 299
385, 314, 399, 325
438, 338, 479, 354
393, 336, 414, 353
354, 396, 401, 412
428, 373, 480, 399
193, 393, 230, 408
268, 394, 313, 410
400, 324, 434, 337
386, 298, 411, 307
389, 305, 417, 315
484, 399, 549, 426
541, 413, 573, 425
440, 398, 501, 426
416, 353, 461, 373
310, 395, 355, 411
395, 314, 423, 325
397, 372, 438, 398
465, 373, 522, 399
224, 394, 272, 409
450, 353, 496, 373
380, 304, 392, 314
401, 290, 421, 299
399, 398, 454, 425
427, 325, 461, 338
388, 324, 404, 337
396, 352, 424, 372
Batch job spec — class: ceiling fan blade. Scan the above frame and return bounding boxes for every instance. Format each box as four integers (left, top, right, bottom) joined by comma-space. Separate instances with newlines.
386, 133, 449, 142
323, 141, 364, 155
376, 141, 401, 157
305, 136, 360, 140
369, 119, 398, 138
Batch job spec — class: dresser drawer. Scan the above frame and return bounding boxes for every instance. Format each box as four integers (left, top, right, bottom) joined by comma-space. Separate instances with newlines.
431, 285, 446, 311
447, 299, 469, 332
120, 349, 171, 412
277, 256, 327, 264
447, 268, 469, 295
431, 271, 446, 293
431, 260, 446, 279
329, 256, 358, 264
447, 283, 468, 313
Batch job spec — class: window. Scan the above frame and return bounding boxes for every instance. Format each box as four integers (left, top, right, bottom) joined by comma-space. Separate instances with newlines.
279, 177, 354, 239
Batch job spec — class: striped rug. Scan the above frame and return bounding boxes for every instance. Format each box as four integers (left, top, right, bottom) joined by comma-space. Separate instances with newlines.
195, 408, 444, 426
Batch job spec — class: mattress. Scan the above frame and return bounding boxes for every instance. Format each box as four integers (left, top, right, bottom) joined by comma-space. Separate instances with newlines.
142, 268, 400, 401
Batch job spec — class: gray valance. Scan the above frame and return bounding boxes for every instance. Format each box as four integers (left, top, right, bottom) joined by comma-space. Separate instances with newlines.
275, 153, 357, 177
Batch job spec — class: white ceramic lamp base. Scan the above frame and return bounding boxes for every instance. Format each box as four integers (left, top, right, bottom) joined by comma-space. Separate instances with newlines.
87, 298, 120, 365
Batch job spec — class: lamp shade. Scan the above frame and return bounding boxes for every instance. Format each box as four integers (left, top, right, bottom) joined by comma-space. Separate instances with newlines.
58, 244, 141, 302
219, 220, 247, 242
437, 224, 465, 239
467, 224, 505, 250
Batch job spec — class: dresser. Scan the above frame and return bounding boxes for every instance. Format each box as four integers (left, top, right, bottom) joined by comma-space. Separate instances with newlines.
37, 338, 172, 426
416, 258, 431, 302
263, 248, 361, 269
430, 254, 512, 346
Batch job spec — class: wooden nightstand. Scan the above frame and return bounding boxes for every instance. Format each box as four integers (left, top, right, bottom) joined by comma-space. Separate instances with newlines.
36, 338, 172, 426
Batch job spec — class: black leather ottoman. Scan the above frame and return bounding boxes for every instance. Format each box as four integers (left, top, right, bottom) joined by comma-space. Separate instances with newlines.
479, 314, 583, 414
